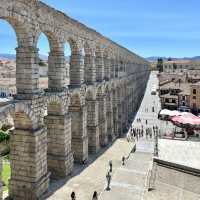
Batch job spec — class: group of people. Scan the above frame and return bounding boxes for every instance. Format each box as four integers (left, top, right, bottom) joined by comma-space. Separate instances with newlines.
127, 118, 161, 142
71, 191, 98, 200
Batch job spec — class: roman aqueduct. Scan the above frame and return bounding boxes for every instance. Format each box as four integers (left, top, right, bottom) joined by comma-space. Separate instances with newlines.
0, 0, 150, 199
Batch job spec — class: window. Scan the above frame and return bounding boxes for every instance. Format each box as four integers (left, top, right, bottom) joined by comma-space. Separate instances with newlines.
193, 96, 196, 100
172, 99, 176, 103
193, 89, 196, 94
182, 96, 185, 101
165, 99, 169, 103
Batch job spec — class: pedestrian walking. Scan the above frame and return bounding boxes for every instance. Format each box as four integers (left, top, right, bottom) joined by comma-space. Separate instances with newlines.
109, 160, 112, 173
106, 172, 111, 191
71, 192, 76, 200
92, 191, 98, 200
122, 156, 125, 166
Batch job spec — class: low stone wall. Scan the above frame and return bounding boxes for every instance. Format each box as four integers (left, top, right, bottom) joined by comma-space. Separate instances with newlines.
153, 158, 200, 195
158, 139, 200, 169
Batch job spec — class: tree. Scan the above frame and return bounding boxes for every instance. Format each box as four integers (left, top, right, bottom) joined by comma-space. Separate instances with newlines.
157, 58, 163, 72
38, 59, 47, 67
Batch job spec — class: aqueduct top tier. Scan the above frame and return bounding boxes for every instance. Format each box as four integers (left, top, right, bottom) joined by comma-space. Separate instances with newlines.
0, 0, 149, 97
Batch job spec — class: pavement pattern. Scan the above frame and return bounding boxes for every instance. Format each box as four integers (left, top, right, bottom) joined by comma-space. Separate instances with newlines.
99, 137, 154, 200
45, 138, 135, 200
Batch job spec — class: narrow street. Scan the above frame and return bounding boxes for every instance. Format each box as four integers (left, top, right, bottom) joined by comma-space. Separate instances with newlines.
100, 71, 176, 200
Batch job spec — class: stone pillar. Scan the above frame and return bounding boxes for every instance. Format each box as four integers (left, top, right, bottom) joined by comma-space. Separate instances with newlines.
121, 100, 126, 132
113, 106, 119, 138
69, 105, 88, 163
110, 58, 115, 79
48, 51, 66, 90
16, 46, 39, 95
96, 51, 104, 82
115, 60, 119, 78
125, 96, 129, 126
104, 57, 111, 81
106, 94, 114, 141
70, 49, 84, 86
98, 95, 108, 146
117, 102, 123, 136
44, 113, 73, 178
84, 52, 96, 85
130, 90, 134, 114
9, 126, 50, 200
86, 100, 100, 153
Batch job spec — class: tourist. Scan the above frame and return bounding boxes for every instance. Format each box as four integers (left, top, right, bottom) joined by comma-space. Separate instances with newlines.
141, 129, 144, 137
122, 156, 125, 166
71, 191, 76, 200
109, 160, 112, 173
92, 191, 98, 200
106, 172, 111, 191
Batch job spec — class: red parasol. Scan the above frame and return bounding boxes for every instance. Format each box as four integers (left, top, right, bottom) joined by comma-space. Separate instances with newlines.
171, 113, 200, 129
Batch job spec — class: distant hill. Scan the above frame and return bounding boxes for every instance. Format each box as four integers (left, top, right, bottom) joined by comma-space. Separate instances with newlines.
146, 56, 200, 62
0, 54, 49, 61
0, 54, 16, 60
0, 54, 70, 62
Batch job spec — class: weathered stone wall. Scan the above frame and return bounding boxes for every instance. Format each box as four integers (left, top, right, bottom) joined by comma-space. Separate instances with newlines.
152, 161, 200, 195
0, 0, 150, 199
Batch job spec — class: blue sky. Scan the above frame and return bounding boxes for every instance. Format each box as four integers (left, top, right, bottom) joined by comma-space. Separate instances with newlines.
0, 0, 200, 58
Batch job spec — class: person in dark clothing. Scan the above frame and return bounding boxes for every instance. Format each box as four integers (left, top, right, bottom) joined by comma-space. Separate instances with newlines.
71, 192, 76, 200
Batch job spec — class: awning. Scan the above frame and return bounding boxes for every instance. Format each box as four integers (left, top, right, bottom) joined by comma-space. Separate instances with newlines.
159, 109, 181, 116
171, 113, 200, 126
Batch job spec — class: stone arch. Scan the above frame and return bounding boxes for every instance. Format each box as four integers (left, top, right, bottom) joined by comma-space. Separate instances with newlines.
67, 37, 84, 86
70, 92, 82, 107
97, 85, 108, 146
35, 29, 63, 52
0, 6, 33, 47
0, 10, 38, 94
85, 88, 95, 101
14, 103, 37, 130
36, 29, 66, 90
85, 87, 99, 153
69, 91, 88, 162
46, 94, 67, 115
44, 93, 73, 178
84, 42, 96, 84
